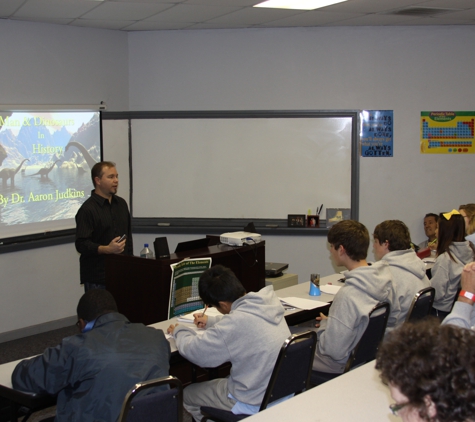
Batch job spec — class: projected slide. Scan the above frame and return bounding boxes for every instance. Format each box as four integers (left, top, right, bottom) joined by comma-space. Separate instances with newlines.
0, 111, 101, 240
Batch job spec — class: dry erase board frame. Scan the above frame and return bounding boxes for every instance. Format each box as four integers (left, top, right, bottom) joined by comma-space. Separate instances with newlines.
102, 110, 360, 235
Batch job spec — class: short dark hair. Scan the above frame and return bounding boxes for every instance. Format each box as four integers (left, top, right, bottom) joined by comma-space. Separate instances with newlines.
376, 319, 475, 422
373, 220, 411, 251
327, 220, 369, 261
424, 213, 439, 222
77, 289, 118, 321
436, 212, 466, 261
91, 161, 116, 187
198, 265, 246, 308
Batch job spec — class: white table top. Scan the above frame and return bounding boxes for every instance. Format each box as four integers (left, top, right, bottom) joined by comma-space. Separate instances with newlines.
0, 359, 24, 390
246, 361, 398, 422
277, 273, 343, 302
0, 274, 343, 391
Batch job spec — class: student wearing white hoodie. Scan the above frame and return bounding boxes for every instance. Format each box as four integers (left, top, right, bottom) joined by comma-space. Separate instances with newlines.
373, 220, 430, 327
168, 265, 290, 421
312, 220, 396, 385
430, 210, 474, 320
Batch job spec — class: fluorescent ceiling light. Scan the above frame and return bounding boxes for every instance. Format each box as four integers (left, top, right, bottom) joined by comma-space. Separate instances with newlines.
254, 0, 347, 10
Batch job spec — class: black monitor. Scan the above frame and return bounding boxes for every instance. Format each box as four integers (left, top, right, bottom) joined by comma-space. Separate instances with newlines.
174, 237, 210, 253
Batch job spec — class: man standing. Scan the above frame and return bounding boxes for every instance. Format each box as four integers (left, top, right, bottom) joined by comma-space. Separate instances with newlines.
12, 289, 170, 422
312, 220, 395, 385
418, 213, 438, 250
373, 220, 430, 327
168, 265, 290, 421
75, 161, 133, 291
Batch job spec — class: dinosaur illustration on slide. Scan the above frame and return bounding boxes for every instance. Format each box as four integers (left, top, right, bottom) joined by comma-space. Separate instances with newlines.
29, 160, 61, 178
76, 163, 87, 174
0, 159, 29, 186
65, 141, 97, 169
0, 144, 6, 166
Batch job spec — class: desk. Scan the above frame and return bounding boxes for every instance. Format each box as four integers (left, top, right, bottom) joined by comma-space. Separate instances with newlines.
105, 242, 266, 325
245, 361, 397, 422
0, 359, 56, 421
0, 274, 341, 421
279, 273, 343, 326
265, 273, 298, 290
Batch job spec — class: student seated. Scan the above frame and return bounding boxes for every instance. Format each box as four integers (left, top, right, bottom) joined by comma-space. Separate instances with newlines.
12, 289, 171, 422
376, 319, 475, 422
417, 213, 438, 251
373, 220, 430, 327
311, 220, 396, 385
443, 261, 475, 329
459, 203, 475, 235
430, 210, 473, 320
167, 265, 290, 421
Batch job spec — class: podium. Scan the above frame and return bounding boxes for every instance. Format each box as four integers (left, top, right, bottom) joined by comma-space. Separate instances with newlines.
105, 241, 266, 325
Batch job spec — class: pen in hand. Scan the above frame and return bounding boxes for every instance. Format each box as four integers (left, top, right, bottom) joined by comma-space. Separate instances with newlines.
194, 305, 208, 329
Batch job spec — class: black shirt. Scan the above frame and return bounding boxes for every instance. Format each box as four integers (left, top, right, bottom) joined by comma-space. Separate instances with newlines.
75, 190, 133, 285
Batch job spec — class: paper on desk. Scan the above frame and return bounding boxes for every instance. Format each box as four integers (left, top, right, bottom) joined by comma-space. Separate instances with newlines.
176, 307, 222, 323
320, 284, 341, 295
166, 328, 206, 339
280, 297, 329, 310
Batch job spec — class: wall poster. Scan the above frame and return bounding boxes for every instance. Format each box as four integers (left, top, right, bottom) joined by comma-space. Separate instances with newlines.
360, 110, 393, 157
420, 111, 475, 154
168, 258, 212, 318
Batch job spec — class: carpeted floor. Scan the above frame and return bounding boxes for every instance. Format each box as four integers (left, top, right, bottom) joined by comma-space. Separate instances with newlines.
0, 326, 78, 366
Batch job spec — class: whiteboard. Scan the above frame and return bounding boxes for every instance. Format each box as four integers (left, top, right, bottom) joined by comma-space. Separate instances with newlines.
103, 111, 359, 224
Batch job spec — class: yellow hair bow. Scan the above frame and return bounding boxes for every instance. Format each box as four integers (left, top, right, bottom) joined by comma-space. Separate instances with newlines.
443, 209, 460, 220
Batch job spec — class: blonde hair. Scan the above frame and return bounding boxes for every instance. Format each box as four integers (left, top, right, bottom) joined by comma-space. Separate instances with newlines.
459, 204, 475, 235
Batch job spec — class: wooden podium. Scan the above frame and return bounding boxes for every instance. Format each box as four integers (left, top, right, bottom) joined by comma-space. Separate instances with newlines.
105, 241, 265, 325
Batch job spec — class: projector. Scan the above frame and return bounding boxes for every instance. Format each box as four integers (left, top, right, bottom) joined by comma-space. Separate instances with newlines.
220, 231, 262, 246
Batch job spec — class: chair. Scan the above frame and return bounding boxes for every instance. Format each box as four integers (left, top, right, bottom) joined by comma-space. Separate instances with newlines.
118, 375, 183, 422
201, 330, 317, 422
405, 286, 435, 323
343, 302, 390, 372
311, 301, 391, 386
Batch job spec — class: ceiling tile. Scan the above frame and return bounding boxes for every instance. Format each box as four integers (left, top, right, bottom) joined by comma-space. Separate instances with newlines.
14, 0, 100, 19
81, 1, 173, 20
144, 4, 243, 22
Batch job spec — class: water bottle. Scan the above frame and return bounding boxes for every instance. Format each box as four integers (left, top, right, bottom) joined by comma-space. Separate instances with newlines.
140, 243, 153, 259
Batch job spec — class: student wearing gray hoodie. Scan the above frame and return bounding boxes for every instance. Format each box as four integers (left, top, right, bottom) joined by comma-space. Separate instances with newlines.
443, 262, 475, 329
168, 265, 290, 421
312, 220, 395, 384
373, 220, 430, 328
430, 211, 474, 319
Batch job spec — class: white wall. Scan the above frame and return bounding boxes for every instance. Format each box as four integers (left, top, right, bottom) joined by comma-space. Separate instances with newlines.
2, 22, 475, 337
128, 25, 475, 280
0, 20, 129, 339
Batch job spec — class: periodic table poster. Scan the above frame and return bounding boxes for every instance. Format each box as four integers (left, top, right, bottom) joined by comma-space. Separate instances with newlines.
168, 258, 211, 318
420, 111, 475, 154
